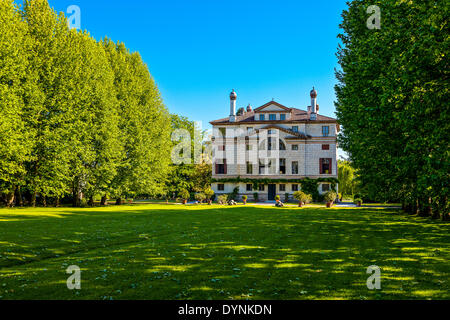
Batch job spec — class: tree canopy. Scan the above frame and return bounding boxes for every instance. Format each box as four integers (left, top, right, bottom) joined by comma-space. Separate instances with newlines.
336, 0, 449, 219
0, 0, 172, 207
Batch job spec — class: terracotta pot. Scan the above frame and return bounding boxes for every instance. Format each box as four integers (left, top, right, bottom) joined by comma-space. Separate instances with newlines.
183, 200, 187, 205
326, 201, 331, 208
298, 202, 303, 207
208, 200, 212, 205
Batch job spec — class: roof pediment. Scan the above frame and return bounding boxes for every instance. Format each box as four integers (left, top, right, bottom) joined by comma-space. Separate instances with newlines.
253, 101, 292, 113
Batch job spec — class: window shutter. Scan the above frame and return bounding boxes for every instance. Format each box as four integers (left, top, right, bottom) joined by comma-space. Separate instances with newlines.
319, 158, 323, 174
328, 158, 332, 175
215, 163, 219, 174
224, 159, 227, 174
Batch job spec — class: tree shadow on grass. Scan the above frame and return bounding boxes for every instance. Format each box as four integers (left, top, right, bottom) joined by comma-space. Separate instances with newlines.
0, 205, 448, 299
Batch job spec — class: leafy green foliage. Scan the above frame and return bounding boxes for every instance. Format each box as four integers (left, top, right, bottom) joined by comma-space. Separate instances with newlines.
293, 191, 312, 204
324, 191, 338, 203
336, 0, 449, 219
179, 189, 190, 201
194, 193, 206, 202
0, 0, 171, 207
0, 0, 34, 205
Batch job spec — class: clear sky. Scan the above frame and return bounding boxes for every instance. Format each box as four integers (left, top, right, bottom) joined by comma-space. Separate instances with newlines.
45, 0, 348, 157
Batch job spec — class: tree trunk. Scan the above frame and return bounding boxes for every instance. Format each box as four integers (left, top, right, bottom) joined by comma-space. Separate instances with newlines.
441, 196, 449, 221
88, 196, 94, 207
31, 191, 37, 207
100, 195, 108, 206
55, 197, 60, 207
115, 197, 122, 205
6, 191, 15, 208
42, 196, 47, 207
15, 186, 23, 207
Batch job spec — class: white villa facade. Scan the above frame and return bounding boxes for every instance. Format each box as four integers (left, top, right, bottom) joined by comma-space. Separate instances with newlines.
210, 88, 339, 202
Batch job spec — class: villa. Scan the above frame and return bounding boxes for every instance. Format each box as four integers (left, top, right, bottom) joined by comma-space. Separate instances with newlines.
210, 88, 339, 201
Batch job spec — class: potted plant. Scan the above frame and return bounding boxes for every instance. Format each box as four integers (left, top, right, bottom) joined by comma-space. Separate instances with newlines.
275, 195, 281, 203
195, 192, 206, 204
179, 189, 190, 205
285, 193, 290, 203
293, 191, 312, 207
242, 195, 248, 205
218, 194, 228, 205
204, 187, 214, 205
324, 191, 337, 208
253, 192, 259, 203
354, 198, 363, 207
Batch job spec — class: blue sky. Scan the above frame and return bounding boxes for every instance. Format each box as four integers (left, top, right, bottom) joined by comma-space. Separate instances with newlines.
45, 0, 348, 157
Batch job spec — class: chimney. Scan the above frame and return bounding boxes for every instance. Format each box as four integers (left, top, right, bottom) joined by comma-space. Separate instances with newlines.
310, 87, 318, 120
229, 89, 237, 122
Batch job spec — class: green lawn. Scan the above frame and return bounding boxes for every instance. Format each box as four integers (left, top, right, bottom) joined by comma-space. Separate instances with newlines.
0, 204, 448, 300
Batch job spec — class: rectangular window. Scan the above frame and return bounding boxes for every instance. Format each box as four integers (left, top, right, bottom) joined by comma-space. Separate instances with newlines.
216, 159, 227, 174
247, 127, 253, 135
217, 164, 225, 174
292, 184, 299, 192
246, 162, 253, 174
259, 160, 266, 174
322, 144, 330, 150
322, 126, 330, 137
269, 114, 276, 121
268, 137, 273, 150
322, 184, 330, 192
219, 127, 226, 137
268, 129, 273, 135
280, 158, 286, 174
320, 158, 332, 174
259, 114, 265, 121
246, 184, 253, 191
246, 144, 252, 151
218, 184, 224, 191
259, 184, 265, 191
292, 161, 299, 174
280, 114, 286, 121
292, 144, 299, 150
279, 184, 286, 192
292, 126, 298, 133
218, 145, 225, 151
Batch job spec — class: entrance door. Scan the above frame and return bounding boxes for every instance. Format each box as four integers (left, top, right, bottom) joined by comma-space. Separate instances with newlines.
268, 184, 276, 201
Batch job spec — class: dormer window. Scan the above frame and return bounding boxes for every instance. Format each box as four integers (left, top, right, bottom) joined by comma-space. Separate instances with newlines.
292, 126, 298, 133
280, 114, 286, 121
269, 114, 276, 121
259, 114, 265, 121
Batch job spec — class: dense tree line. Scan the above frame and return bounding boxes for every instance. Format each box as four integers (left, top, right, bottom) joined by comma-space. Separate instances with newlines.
336, 0, 449, 219
165, 114, 212, 200
0, 0, 171, 207
337, 160, 358, 198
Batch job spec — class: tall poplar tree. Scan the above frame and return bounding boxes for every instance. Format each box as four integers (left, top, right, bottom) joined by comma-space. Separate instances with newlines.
0, 0, 33, 206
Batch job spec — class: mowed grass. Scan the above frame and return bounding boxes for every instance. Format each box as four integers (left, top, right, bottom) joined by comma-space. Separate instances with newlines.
0, 204, 448, 300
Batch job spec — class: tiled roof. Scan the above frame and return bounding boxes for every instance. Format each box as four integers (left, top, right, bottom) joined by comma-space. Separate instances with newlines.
210, 103, 337, 125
